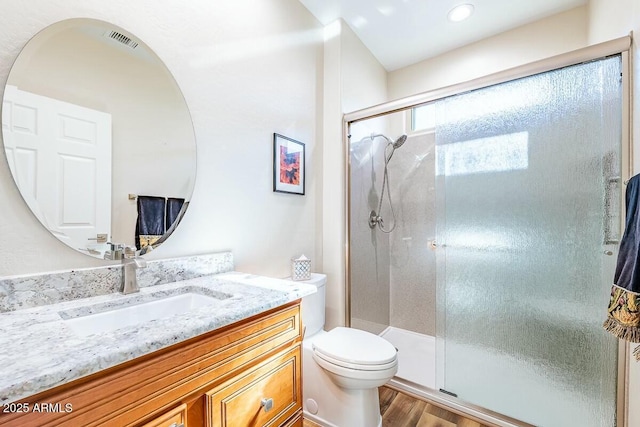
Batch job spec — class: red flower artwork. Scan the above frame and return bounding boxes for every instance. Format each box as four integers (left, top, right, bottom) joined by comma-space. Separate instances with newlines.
279, 146, 300, 185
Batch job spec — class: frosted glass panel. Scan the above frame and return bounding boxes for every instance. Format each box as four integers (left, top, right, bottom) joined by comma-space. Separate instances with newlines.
435, 57, 621, 426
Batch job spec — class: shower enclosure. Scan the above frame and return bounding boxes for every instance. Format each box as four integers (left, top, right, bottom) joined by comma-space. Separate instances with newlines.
346, 51, 628, 427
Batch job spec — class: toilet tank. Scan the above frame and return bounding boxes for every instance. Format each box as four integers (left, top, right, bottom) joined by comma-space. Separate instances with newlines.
294, 273, 326, 337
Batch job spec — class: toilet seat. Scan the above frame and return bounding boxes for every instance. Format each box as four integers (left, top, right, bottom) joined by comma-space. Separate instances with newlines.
312, 349, 398, 384
312, 327, 397, 369
313, 349, 398, 371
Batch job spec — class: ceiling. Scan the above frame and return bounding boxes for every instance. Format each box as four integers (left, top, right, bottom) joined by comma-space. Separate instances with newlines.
298, 0, 588, 71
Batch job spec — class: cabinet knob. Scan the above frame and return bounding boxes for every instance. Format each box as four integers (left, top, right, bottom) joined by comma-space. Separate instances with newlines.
260, 397, 274, 412
168, 423, 184, 427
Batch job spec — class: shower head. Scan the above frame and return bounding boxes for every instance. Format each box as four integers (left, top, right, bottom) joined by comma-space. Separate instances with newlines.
367, 133, 407, 151
393, 135, 407, 149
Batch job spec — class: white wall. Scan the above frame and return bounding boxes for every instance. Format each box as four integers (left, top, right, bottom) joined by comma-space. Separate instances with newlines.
0, 0, 323, 277
322, 19, 388, 329
388, 6, 588, 100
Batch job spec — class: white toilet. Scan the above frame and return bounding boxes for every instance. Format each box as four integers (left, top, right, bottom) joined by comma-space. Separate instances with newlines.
297, 274, 398, 427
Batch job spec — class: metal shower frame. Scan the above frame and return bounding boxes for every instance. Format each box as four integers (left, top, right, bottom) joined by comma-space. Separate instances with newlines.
342, 35, 633, 427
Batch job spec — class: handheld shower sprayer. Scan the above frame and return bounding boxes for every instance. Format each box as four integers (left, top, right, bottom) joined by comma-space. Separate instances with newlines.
368, 134, 408, 233
392, 134, 407, 149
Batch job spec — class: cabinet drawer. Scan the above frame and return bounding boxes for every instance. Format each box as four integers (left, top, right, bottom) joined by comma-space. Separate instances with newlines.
207, 346, 301, 427
138, 403, 186, 427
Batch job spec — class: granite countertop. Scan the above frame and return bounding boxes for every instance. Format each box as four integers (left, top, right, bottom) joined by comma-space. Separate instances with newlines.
0, 272, 316, 404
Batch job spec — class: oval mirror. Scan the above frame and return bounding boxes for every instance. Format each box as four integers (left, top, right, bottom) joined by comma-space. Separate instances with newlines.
1, 18, 196, 259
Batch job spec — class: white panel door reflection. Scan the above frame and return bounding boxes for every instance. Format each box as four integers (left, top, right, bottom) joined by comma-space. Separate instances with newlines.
3, 85, 112, 252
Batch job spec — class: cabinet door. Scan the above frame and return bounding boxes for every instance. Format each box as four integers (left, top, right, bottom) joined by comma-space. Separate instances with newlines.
138, 403, 187, 427
207, 346, 301, 427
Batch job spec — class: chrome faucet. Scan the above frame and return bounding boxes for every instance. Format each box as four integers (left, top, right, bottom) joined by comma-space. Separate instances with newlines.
122, 247, 147, 294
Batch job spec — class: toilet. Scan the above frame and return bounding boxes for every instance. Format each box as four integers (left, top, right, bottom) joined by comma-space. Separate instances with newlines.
296, 274, 398, 427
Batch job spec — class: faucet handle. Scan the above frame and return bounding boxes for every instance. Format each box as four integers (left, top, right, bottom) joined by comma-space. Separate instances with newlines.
105, 242, 125, 260
123, 246, 146, 268
87, 233, 108, 244
123, 246, 137, 258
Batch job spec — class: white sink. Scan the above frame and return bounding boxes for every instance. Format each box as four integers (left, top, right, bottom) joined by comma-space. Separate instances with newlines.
63, 292, 228, 337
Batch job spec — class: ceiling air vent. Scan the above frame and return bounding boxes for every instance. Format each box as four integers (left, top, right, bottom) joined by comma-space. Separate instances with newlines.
106, 30, 139, 49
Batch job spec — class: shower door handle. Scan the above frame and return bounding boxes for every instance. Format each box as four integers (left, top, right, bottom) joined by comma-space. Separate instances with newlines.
604, 176, 621, 245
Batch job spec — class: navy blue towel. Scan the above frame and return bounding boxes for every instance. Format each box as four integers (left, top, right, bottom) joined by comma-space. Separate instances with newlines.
135, 196, 166, 250
614, 174, 640, 293
604, 174, 640, 360
166, 198, 185, 231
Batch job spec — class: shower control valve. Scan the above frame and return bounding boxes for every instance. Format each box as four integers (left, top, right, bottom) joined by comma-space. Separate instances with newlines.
369, 210, 381, 229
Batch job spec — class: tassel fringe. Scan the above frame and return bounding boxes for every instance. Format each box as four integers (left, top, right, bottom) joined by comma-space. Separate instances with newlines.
603, 318, 640, 362
603, 317, 640, 342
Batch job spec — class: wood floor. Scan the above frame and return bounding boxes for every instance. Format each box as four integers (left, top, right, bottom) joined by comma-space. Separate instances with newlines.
303, 386, 490, 427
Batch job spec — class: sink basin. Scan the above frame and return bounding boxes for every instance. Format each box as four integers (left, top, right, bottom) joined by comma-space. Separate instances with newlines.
63, 292, 228, 337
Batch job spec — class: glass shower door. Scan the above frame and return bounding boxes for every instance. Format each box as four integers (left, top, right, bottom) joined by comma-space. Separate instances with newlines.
435, 57, 622, 426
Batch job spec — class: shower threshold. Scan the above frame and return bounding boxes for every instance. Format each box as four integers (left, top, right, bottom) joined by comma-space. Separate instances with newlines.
380, 326, 435, 389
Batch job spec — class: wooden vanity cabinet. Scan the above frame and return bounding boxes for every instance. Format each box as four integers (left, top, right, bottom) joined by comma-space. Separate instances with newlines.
280, 413, 303, 427
206, 346, 301, 427
0, 302, 302, 427
139, 403, 187, 427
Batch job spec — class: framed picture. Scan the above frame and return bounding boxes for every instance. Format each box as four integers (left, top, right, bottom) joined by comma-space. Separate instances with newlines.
273, 133, 305, 195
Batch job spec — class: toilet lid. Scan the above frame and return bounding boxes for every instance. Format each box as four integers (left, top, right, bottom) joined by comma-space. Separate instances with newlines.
312, 327, 397, 366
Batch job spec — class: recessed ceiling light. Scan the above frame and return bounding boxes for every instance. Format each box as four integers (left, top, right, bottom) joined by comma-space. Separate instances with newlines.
448, 4, 474, 22
377, 6, 396, 17
351, 15, 368, 29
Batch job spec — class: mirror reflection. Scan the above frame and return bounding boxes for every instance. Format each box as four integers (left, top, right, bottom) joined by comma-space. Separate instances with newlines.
1, 18, 196, 259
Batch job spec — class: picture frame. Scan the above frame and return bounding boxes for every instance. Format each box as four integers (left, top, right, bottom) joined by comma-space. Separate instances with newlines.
273, 133, 305, 195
